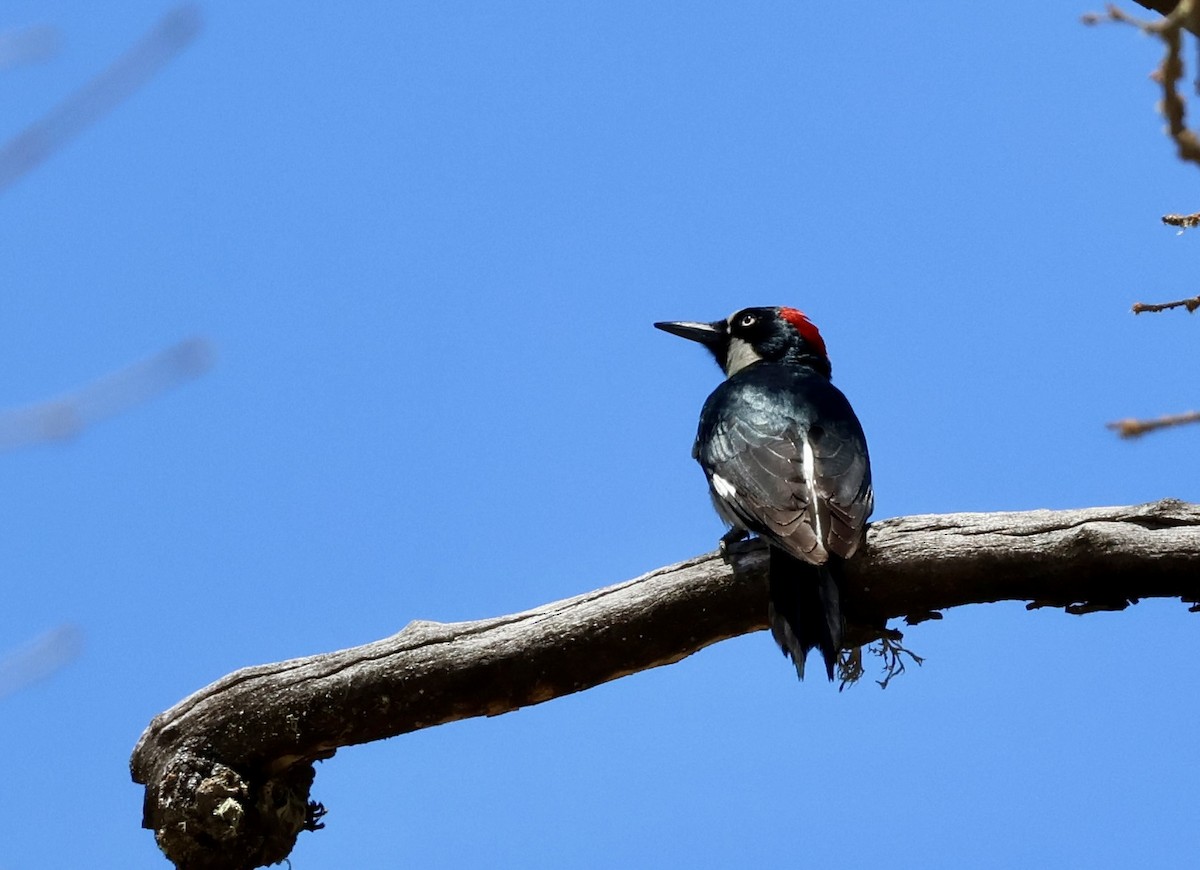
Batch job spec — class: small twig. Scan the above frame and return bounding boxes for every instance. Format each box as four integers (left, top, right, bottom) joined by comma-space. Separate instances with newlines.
1081, 4, 1147, 27
1162, 212, 1200, 226
837, 630, 925, 691
837, 624, 916, 690
873, 636, 924, 689
1107, 410, 1200, 437
1131, 295, 1200, 312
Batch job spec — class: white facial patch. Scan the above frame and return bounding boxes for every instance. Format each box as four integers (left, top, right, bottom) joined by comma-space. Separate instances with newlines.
723, 336, 763, 377
711, 473, 738, 500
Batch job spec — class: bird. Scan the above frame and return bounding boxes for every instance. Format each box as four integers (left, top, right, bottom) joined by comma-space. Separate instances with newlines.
654, 306, 873, 681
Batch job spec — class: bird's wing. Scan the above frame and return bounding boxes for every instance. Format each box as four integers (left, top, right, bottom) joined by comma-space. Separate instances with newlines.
807, 418, 873, 559
699, 412, 826, 562
697, 385, 872, 564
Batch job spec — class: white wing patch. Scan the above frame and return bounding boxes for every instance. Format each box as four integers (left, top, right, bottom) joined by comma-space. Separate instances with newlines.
711, 473, 738, 500
800, 436, 822, 544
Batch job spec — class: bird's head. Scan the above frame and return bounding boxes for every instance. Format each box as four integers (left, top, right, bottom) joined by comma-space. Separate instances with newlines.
654, 306, 831, 378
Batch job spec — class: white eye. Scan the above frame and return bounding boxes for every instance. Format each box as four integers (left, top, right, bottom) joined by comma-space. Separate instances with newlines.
739, 313, 757, 327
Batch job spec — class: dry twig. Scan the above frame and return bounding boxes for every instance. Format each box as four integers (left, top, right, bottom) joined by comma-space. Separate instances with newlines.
1131, 295, 1200, 312
1162, 212, 1200, 227
1107, 410, 1200, 436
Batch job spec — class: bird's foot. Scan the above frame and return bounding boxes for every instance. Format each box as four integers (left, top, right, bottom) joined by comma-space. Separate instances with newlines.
718, 528, 748, 559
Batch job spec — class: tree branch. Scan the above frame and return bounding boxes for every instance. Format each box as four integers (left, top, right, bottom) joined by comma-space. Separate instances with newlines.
1084, 2, 1200, 163
131, 499, 1200, 870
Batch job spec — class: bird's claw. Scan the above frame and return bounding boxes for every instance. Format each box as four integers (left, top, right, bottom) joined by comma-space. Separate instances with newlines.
718, 528, 748, 559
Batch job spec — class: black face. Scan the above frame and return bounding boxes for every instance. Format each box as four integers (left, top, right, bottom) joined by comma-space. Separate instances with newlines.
727, 307, 796, 364
727, 307, 776, 344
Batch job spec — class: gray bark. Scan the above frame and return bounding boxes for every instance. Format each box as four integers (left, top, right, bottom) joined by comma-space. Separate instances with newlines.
130, 499, 1200, 869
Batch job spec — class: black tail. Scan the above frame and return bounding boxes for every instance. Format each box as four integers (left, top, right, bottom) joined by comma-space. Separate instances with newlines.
767, 547, 843, 681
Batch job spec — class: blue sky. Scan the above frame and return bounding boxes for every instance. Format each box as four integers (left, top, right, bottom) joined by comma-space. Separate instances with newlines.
3, 2, 1198, 868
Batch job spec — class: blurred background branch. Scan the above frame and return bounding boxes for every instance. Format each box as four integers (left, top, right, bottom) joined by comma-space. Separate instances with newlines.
1, 6, 207, 705
0, 24, 60, 72
0, 624, 83, 700
0, 3, 210, 453
0, 4, 200, 193
0, 337, 214, 451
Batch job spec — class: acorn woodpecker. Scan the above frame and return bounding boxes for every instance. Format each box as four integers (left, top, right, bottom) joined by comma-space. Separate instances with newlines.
655, 306, 873, 681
